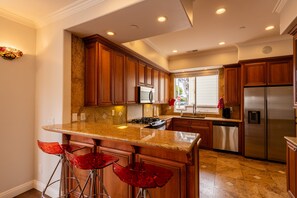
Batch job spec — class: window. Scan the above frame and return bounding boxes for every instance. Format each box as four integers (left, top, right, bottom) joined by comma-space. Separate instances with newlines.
174, 70, 219, 114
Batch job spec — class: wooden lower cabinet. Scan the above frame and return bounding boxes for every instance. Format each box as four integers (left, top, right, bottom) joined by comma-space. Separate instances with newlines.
136, 154, 186, 198
100, 147, 133, 198
166, 119, 172, 130
287, 141, 297, 198
190, 120, 212, 149
172, 118, 212, 149
66, 135, 199, 198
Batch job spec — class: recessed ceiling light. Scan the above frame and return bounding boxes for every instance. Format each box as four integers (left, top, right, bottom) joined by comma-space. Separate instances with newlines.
216, 8, 226, 15
219, 41, 225, 45
106, 31, 115, 36
265, 25, 275, 31
157, 16, 167, 22
172, 50, 178, 53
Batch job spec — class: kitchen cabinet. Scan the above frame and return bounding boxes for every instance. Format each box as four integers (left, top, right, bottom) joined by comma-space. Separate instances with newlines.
84, 42, 113, 106
98, 44, 113, 106
243, 62, 266, 86
172, 118, 212, 149
126, 56, 138, 104
100, 147, 133, 198
242, 56, 293, 87
85, 42, 98, 106
286, 140, 297, 198
153, 70, 160, 103
113, 51, 126, 104
166, 118, 172, 130
138, 61, 145, 85
293, 33, 297, 106
165, 73, 170, 104
136, 154, 186, 198
159, 71, 165, 103
224, 64, 241, 105
172, 118, 191, 132
190, 120, 212, 149
146, 66, 153, 87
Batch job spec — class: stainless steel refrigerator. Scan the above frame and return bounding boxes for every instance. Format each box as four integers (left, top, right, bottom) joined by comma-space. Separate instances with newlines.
244, 86, 295, 162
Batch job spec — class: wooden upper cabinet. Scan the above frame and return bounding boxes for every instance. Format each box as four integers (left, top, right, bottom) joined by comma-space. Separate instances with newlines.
159, 71, 165, 103
242, 56, 293, 87
224, 64, 241, 105
113, 51, 126, 105
267, 59, 293, 86
98, 44, 113, 106
153, 70, 160, 103
126, 56, 138, 104
146, 66, 153, 87
138, 61, 145, 85
165, 73, 170, 104
85, 42, 98, 106
243, 62, 266, 86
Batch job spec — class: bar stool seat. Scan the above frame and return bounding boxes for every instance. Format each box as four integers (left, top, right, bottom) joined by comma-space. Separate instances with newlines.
65, 150, 119, 198
37, 140, 83, 198
113, 162, 173, 198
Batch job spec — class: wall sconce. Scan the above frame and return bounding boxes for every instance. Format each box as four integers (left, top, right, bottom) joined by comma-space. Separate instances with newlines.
0, 46, 23, 60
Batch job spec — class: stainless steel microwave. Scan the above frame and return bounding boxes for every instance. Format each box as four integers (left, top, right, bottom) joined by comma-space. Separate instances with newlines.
138, 86, 155, 103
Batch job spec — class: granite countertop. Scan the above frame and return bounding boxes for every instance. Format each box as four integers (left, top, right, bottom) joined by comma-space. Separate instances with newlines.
43, 122, 200, 153
158, 115, 242, 122
285, 136, 297, 147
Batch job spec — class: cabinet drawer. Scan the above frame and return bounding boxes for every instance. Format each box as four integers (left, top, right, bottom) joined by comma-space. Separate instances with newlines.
191, 120, 211, 127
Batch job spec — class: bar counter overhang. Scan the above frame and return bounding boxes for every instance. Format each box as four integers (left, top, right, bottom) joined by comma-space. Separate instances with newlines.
43, 122, 201, 198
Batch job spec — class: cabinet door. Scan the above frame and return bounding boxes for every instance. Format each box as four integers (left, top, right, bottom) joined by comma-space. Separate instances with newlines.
154, 70, 160, 103
172, 119, 191, 132
146, 66, 153, 87
85, 42, 98, 106
190, 120, 212, 149
98, 44, 113, 106
136, 154, 186, 198
224, 66, 241, 105
100, 147, 133, 198
165, 73, 170, 104
267, 59, 293, 85
287, 142, 297, 197
126, 56, 138, 104
294, 34, 297, 107
113, 51, 126, 104
243, 62, 266, 86
159, 72, 165, 103
166, 119, 172, 130
138, 61, 145, 85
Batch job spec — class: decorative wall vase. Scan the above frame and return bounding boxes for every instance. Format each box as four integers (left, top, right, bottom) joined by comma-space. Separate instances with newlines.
0, 46, 23, 60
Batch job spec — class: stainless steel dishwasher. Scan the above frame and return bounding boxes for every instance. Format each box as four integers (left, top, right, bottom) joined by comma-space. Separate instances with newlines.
213, 121, 239, 152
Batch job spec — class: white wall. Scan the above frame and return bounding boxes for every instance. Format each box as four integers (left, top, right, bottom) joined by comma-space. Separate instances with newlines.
168, 46, 238, 70
0, 16, 36, 196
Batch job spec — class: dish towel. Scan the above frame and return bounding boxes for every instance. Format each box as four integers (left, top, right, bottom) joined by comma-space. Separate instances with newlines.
217, 97, 224, 109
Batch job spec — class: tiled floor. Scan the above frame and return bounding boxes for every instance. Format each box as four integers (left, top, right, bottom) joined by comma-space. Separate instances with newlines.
15, 149, 288, 198
200, 149, 288, 198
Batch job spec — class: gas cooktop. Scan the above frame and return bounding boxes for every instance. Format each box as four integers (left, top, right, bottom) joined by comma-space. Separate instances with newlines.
130, 117, 160, 124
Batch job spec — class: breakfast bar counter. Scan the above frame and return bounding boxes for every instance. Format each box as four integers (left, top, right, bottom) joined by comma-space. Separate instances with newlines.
43, 122, 201, 198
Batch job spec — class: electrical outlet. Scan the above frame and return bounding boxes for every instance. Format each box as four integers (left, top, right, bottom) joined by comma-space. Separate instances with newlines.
112, 110, 115, 116
80, 113, 86, 121
118, 111, 122, 116
72, 113, 78, 122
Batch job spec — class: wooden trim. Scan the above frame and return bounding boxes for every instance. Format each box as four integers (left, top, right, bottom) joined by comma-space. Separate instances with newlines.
239, 55, 293, 64
83, 34, 170, 74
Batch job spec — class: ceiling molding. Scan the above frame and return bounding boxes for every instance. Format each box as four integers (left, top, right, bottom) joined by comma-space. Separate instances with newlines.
236, 34, 292, 47
142, 38, 168, 58
273, 0, 288, 13
36, 0, 105, 27
0, 8, 36, 28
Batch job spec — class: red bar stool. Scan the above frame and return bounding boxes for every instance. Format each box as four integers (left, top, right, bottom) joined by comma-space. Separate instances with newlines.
37, 140, 83, 197
113, 162, 173, 198
65, 150, 119, 198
